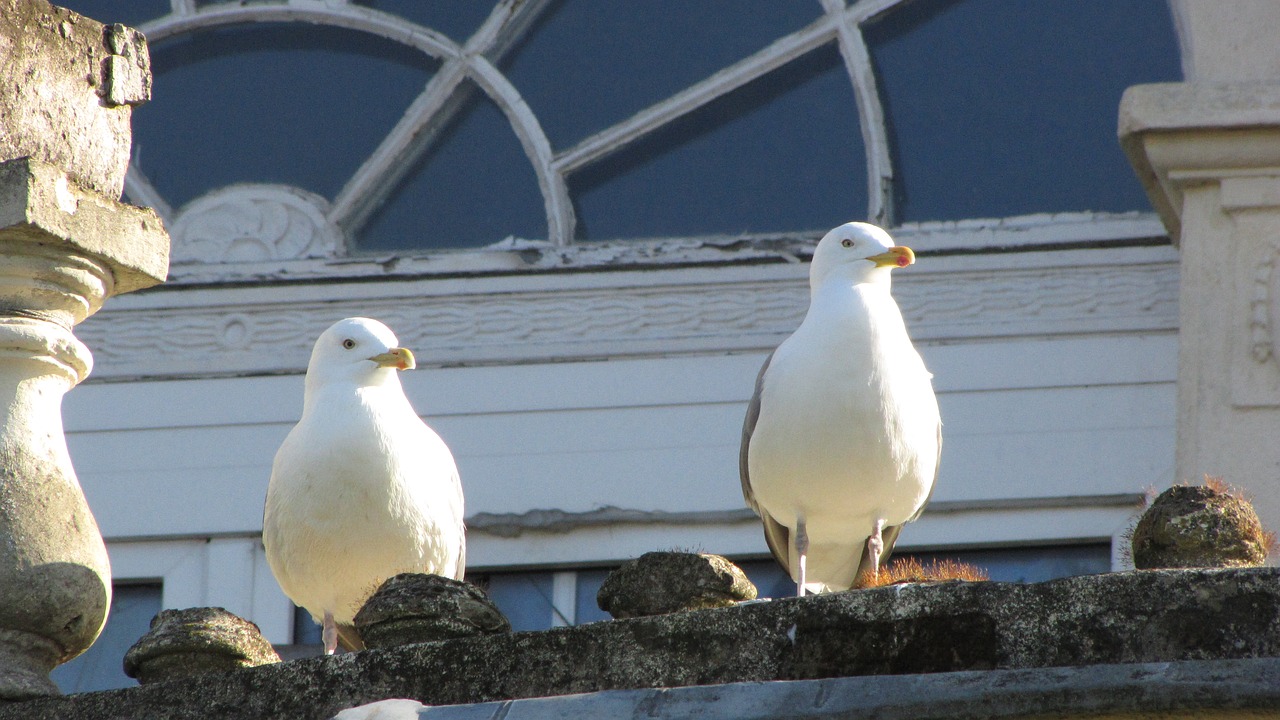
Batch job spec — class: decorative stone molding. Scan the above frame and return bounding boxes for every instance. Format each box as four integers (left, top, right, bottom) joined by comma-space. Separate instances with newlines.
1250, 242, 1277, 364
76, 253, 1178, 380
170, 184, 342, 264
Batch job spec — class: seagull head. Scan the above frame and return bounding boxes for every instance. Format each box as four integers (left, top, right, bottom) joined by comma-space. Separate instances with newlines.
810, 222, 915, 289
305, 317, 417, 390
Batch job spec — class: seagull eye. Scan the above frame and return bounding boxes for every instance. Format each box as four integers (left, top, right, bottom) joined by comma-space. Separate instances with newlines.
841, 238, 854, 248
341, 339, 356, 350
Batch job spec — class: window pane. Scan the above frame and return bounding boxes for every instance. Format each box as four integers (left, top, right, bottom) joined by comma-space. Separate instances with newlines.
736, 543, 1111, 598
136, 25, 438, 210
357, 87, 547, 251
293, 606, 322, 647
574, 568, 613, 625
55, 0, 168, 27
866, 0, 1182, 222
52, 583, 162, 693
503, 0, 823, 148
482, 571, 557, 632
906, 544, 1111, 584
352, 1, 494, 42
569, 43, 866, 240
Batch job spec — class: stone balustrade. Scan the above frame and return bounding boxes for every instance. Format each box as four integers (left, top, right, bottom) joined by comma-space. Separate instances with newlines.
0, 0, 169, 700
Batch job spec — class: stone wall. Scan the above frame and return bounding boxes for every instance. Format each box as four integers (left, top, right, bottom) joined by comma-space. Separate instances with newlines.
0, 567, 1277, 719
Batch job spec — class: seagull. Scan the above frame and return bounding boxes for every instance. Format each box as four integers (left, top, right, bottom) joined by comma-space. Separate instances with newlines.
740, 222, 940, 596
264, 317, 466, 654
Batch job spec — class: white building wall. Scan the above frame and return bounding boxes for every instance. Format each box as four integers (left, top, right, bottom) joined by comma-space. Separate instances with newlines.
60, 217, 1178, 641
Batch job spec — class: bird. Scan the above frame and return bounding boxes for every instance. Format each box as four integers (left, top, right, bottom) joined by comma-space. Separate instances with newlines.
740, 222, 940, 596
264, 317, 465, 654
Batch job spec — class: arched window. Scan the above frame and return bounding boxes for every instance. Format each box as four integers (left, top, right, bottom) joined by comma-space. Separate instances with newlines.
59, 0, 1180, 271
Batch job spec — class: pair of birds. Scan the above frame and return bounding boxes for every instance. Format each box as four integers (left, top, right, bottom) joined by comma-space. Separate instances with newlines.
263, 221, 939, 653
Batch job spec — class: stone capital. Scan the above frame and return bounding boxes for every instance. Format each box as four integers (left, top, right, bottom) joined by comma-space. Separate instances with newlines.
1120, 83, 1280, 242
0, 157, 168, 300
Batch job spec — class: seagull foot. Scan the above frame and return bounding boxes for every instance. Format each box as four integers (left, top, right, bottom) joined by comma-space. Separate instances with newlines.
322, 610, 338, 655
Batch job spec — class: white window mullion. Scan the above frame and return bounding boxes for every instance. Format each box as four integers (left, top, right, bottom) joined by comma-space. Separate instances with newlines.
549, 570, 577, 627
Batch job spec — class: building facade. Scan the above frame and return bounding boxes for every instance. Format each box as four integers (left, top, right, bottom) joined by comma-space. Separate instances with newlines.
45, 0, 1193, 691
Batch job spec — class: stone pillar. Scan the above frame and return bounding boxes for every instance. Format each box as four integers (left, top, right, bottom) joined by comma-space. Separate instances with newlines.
0, 0, 168, 700
1119, 2, 1280, 538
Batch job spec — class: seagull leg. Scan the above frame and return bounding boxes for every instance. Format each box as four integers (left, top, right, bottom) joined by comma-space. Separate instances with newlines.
322, 610, 338, 655
795, 517, 809, 598
866, 518, 886, 584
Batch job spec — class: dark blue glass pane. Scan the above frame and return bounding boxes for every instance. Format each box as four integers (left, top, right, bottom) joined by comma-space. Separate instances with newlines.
356, 87, 546, 250
906, 544, 1111, 584
293, 606, 322, 646
574, 568, 612, 625
737, 559, 794, 600
738, 544, 1111, 599
570, 43, 865, 240
56, 0, 169, 27
352, 1, 494, 42
135, 25, 436, 210
52, 584, 162, 693
484, 572, 556, 631
866, 0, 1182, 222
502, 0, 823, 148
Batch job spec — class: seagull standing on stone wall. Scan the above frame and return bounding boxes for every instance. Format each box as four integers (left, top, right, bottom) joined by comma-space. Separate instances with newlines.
740, 222, 940, 596
264, 317, 465, 654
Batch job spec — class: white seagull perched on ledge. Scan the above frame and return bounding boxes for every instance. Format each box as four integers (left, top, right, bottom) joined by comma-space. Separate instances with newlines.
740, 222, 940, 596
264, 317, 465, 653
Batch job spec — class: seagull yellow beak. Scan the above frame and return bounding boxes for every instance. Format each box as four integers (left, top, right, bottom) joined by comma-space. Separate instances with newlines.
369, 347, 416, 371
868, 245, 915, 269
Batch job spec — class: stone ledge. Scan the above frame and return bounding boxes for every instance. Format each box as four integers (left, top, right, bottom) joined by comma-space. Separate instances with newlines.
362, 657, 1280, 720
1, 568, 1276, 719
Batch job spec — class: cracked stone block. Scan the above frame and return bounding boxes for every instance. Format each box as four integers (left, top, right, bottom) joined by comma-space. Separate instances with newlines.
0, 0, 152, 199
597, 551, 758, 619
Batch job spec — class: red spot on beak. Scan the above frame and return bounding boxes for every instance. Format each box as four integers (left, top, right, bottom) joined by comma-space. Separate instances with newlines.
896, 254, 910, 268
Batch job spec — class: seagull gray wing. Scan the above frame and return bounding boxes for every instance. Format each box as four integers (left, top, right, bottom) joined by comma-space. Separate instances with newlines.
739, 351, 793, 575
739, 350, 774, 511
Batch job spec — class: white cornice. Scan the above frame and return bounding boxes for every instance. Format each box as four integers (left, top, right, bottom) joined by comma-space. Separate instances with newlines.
77, 243, 1179, 382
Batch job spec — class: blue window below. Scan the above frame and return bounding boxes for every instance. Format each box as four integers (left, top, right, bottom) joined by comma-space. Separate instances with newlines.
52, 583, 162, 694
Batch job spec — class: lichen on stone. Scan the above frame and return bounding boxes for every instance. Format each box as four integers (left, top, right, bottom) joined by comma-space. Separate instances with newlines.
1130, 477, 1274, 570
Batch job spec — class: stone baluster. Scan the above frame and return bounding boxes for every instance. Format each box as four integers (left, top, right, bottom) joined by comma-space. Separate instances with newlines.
0, 0, 169, 700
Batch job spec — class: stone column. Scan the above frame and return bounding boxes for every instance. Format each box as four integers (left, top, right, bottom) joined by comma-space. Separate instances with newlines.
0, 1, 168, 699
1119, 2, 1280, 537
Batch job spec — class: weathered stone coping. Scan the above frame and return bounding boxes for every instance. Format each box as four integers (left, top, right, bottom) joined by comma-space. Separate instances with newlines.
2, 568, 1277, 719
367, 657, 1280, 720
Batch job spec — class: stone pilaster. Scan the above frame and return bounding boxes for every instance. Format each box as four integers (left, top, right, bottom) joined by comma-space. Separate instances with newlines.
1121, 84, 1280, 535
0, 0, 168, 700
